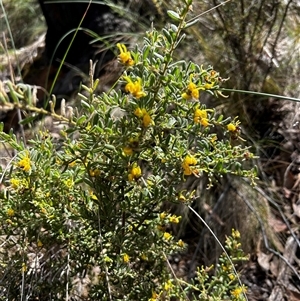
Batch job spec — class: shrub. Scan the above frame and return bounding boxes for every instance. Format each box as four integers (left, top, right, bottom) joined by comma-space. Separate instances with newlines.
0, 0, 255, 299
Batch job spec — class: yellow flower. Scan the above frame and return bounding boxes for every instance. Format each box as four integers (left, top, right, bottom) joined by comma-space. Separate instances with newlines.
149, 291, 159, 301
143, 112, 152, 127
123, 253, 130, 263
7, 208, 14, 217
157, 225, 165, 232
178, 193, 186, 202
89, 191, 98, 200
21, 262, 27, 273
40, 207, 47, 214
134, 107, 145, 118
194, 109, 209, 127
89, 168, 101, 177
163, 279, 173, 291
169, 215, 180, 224
222, 264, 230, 272
227, 123, 237, 132
182, 81, 199, 100
17, 151, 31, 172
37, 240, 43, 248
163, 232, 172, 240
125, 77, 146, 98
200, 118, 209, 127
117, 43, 134, 66
85, 123, 92, 131
64, 178, 74, 189
210, 135, 217, 143
68, 160, 76, 167
184, 155, 197, 166
160, 212, 167, 219
194, 108, 207, 119
134, 107, 153, 127
231, 286, 247, 298
129, 137, 139, 148
123, 146, 133, 156
128, 163, 142, 182
204, 82, 214, 89
203, 70, 218, 89
232, 229, 241, 239
229, 273, 235, 280
141, 253, 148, 261
210, 70, 217, 77
10, 178, 21, 189
182, 155, 197, 176
177, 239, 185, 247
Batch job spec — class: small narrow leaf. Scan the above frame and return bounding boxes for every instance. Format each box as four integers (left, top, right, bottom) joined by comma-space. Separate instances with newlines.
76, 115, 87, 125
167, 10, 181, 21
183, 18, 199, 29
81, 100, 91, 109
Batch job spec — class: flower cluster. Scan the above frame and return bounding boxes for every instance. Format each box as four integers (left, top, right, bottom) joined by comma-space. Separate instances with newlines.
203, 69, 219, 89
123, 146, 133, 156
10, 178, 21, 189
227, 121, 242, 140
124, 77, 146, 99
123, 137, 140, 156
17, 151, 31, 172
231, 286, 247, 300
182, 70, 220, 101
128, 163, 142, 181
123, 253, 130, 263
6, 208, 15, 217
117, 43, 134, 67
159, 212, 181, 224
227, 123, 237, 132
148, 279, 174, 301
194, 108, 209, 127
163, 232, 172, 240
182, 155, 197, 176
182, 81, 199, 100
134, 107, 153, 127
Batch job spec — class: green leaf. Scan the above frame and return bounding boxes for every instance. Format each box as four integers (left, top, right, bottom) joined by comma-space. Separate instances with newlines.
183, 18, 199, 29
167, 10, 181, 21
162, 28, 173, 45
76, 115, 87, 125
154, 52, 164, 61
81, 99, 91, 110
170, 24, 178, 33
142, 45, 150, 61
19, 115, 38, 125
217, 115, 224, 122
104, 144, 116, 151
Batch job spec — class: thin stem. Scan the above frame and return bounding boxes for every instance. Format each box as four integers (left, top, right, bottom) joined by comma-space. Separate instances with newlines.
48, 0, 93, 98
187, 0, 232, 23
150, 3, 191, 102
220, 88, 300, 102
